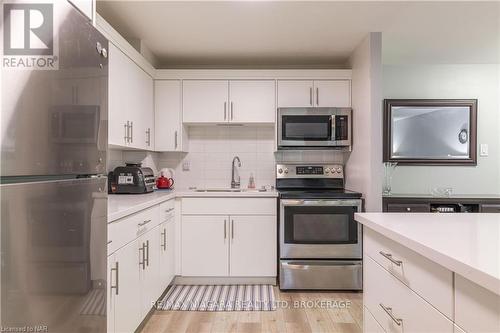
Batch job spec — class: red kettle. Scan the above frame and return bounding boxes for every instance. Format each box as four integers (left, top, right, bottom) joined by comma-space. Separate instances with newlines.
156, 168, 174, 189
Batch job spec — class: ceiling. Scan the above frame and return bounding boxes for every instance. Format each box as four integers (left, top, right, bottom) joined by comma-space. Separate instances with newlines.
96, 1, 499, 68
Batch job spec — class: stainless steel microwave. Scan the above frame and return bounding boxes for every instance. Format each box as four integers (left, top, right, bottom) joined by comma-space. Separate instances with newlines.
277, 107, 352, 150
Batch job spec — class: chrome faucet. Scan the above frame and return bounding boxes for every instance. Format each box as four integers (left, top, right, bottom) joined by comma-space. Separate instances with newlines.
231, 156, 242, 189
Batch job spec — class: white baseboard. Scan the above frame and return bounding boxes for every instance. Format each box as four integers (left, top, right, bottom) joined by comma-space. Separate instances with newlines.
174, 276, 277, 285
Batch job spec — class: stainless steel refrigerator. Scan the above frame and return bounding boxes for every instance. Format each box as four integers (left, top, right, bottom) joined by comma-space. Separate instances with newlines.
1, 1, 108, 331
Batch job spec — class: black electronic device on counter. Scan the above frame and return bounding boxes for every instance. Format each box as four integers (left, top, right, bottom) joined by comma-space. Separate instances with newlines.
109, 163, 155, 194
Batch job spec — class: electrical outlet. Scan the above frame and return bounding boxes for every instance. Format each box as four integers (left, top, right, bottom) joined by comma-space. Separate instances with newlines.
480, 144, 489, 157
182, 160, 190, 171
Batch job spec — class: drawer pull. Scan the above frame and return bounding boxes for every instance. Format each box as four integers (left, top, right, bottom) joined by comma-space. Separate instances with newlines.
379, 251, 403, 266
379, 303, 403, 326
138, 219, 152, 227
107, 240, 113, 245
164, 208, 174, 213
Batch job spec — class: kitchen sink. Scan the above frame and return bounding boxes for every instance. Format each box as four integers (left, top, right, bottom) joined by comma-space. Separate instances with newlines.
194, 188, 242, 192
194, 188, 267, 193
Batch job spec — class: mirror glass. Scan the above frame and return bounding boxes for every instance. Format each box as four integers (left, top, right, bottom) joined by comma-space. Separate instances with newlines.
390, 106, 470, 159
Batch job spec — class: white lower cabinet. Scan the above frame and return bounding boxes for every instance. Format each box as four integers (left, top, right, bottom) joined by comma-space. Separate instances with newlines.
364, 256, 453, 333
181, 216, 229, 276
181, 212, 277, 277
363, 306, 385, 333
454, 274, 500, 333
230, 215, 277, 277
158, 219, 175, 294
109, 240, 142, 333
139, 225, 161, 317
108, 201, 176, 333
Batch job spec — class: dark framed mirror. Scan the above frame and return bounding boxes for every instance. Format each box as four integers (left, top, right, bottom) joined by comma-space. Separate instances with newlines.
383, 99, 477, 165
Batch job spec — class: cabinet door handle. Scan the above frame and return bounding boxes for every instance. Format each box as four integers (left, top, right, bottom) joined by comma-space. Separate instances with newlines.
379, 251, 403, 266
316, 87, 319, 106
309, 87, 313, 106
379, 303, 403, 326
224, 102, 227, 120
231, 219, 234, 239
110, 262, 119, 295
224, 220, 227, 239
139, 244, 145, 270
161, 228, 167, 251
107, 240, 113, 245
145, 240, 150, 267
174, 131, 178, 149
146, 128, 151, 146
138, 219, 151, 227
124, 122, 128, 143
130, 121, 133, 143
230, 102, 234, 120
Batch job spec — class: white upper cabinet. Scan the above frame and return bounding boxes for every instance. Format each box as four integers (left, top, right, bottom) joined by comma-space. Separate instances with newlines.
108, 43, 154, 149
182, 80, 276, 124
155, 80, 186, 151
277, 80, 314, 107
108, 43, 132, 147
134, 65, 154, 150
183, 80, 228, 123
229, 80, 276, 124
314, 80, 351, 107
277, 79, 351, 108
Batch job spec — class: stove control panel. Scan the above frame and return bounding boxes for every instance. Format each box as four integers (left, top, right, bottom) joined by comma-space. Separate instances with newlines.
276, 164, 344, 179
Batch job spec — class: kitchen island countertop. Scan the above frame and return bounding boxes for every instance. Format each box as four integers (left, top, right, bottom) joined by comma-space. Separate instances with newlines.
355, 212, 500, 296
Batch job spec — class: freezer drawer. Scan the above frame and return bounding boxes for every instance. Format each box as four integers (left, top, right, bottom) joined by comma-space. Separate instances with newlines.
279, 260, 362, 290
0, 177, 107, 330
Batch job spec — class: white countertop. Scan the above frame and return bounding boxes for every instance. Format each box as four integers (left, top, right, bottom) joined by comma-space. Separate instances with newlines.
355, 213, 500, 296
108, 190, 176, 222
108, 189, 278, 222
177, 189, 279, 198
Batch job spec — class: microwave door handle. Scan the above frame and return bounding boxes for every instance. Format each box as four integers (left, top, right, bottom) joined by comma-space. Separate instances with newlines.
331, 115, 336, 141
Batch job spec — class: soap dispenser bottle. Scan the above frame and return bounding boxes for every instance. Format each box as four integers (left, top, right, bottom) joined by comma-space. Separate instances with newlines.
248, 173, 256, 189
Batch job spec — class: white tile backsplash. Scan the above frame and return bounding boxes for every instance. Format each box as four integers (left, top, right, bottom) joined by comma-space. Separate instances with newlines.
109, 125, 348, 190
158, 126, 276, 190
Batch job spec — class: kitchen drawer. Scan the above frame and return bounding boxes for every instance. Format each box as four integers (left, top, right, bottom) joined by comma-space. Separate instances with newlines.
481, 204, 500, 213
364, 306, 385, 333
454, 274, 500, 333
108, 205, 159, 254
386, 203, 430, 212
364, 228, 453, 319
182, 197, 276, 215
159, 199, 175, 222
364, 256, 454, 333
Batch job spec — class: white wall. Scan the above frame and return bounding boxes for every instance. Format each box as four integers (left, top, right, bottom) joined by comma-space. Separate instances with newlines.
346, 32, 383, 211
383, 64, 500, 195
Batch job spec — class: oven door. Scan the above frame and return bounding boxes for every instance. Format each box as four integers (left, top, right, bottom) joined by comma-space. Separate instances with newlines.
280, 199, 362, 259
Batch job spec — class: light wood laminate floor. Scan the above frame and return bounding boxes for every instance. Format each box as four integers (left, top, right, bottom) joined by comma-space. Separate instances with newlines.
141, 287, 363, 333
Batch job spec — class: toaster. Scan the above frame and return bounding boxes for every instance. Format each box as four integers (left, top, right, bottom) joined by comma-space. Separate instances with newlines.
109, 163, 155, 194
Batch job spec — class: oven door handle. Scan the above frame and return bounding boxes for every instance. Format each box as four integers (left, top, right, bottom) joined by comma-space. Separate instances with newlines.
281, 199, 361, 207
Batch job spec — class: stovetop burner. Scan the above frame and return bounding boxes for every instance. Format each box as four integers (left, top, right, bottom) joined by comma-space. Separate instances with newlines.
279, 189, 362, 199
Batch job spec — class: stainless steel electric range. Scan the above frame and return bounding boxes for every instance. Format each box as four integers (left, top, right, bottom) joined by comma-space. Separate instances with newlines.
276, 163, 363, 290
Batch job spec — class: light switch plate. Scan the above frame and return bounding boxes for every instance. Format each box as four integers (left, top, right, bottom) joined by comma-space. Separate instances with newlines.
480, 144, 489, 157
182, 160, 190, 171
